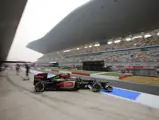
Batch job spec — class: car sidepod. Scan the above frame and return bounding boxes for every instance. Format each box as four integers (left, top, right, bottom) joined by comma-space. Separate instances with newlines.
58, 81, 76, 89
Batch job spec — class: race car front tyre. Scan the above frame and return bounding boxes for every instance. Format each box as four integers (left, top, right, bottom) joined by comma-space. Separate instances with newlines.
105, 86, 113, 92
35, 82, 45, 92
91, 83, 101, 92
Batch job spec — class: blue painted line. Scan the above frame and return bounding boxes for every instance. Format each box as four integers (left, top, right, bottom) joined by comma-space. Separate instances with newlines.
102, 88, 141, 100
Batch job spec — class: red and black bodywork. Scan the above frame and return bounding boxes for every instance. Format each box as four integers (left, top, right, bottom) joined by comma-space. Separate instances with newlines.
34, 73, 79, 92
33, 73, 70, 85
33, 73, 113, 92
58, 73, 70, 79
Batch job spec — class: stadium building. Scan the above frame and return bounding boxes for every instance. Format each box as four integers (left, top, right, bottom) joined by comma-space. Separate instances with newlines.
27, 0, 159, 71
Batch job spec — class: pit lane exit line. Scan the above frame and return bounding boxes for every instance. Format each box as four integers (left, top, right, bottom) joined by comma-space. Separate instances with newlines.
101, 88, 140, 101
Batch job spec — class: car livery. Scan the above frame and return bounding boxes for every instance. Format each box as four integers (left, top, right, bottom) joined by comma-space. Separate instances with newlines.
33, 73, 113, 92
59, 81, 75, 88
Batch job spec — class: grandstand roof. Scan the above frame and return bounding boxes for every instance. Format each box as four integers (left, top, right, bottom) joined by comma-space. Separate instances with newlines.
27, 0, 159, 54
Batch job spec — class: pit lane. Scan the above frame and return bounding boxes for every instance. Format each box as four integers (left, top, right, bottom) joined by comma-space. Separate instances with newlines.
0, 70, 159, 120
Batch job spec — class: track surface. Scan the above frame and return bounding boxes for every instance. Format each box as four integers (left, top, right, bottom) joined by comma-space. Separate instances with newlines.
0, 70, 159, 120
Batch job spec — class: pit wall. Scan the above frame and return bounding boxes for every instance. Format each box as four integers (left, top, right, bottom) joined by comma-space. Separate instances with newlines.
40, 68, 127, 78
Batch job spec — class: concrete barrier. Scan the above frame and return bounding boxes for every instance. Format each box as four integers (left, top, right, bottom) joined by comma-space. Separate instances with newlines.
72, 72, 90, 76
52, 69, 59, 72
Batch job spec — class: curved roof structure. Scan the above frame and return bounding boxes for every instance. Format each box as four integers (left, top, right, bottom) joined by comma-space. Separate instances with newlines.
27, 0, 159, 54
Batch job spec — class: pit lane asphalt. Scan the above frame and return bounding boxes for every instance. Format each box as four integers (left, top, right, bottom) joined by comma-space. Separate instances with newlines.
1, 70, 159, 120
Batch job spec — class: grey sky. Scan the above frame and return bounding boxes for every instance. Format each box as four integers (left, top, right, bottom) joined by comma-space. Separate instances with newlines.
7, 0, 89, 62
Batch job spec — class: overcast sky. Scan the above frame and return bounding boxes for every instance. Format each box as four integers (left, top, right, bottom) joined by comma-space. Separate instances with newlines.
7, 0, 90, 62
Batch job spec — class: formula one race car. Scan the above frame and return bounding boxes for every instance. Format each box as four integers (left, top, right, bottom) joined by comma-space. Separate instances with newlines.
33, 73, 113, 92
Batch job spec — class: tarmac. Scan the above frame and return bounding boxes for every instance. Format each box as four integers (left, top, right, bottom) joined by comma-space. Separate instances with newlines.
0, 70, 159, 120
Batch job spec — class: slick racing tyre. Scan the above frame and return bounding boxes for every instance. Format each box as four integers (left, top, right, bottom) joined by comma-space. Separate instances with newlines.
35, 82, 45, 92
105, 86, 113, 92
92, 82, 101, 92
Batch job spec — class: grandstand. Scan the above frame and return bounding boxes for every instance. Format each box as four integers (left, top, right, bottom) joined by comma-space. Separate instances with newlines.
36, 29, 159, 70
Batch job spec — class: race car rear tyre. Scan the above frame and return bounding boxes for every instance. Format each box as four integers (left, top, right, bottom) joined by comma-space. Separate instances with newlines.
92, 83, 101, 92
105, 86, 113, 92
35, 82, 45, 92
